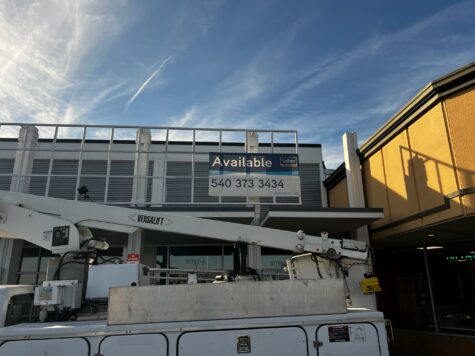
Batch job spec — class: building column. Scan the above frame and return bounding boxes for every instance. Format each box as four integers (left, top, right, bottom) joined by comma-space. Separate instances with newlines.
0, 125, 38, 284
342, 132, 376, 309
246, 132, 261, 271
151, 159, 165, 205
132, 128, 151, 206
127, 129, 151, 263
126, 229, 144, 262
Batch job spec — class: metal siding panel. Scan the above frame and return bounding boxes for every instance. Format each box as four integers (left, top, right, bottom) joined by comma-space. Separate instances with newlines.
193, 162, 217, 203
109, 160, 134, 175
79, 160, 107, 202
79, 177, 106, 201
167, 161, 191, 176
29, 159, 50, 196
108, 161, 134, 203
0, 159, 14, 191
194, 161, 209, 177
81, 160, 107, 175
300, 163, 322, 207
51, 159, 78, 175
48, 177, 77, 199
146, 161, 153, 203
166, 178, 192, 202
166, 161, 192, 202
194, 178, 219, 203
12, 155, 321, 206
28, 176, 47, 196
221, 196, 246, 203
39, 159, 79, 199
31, 159, 49, 174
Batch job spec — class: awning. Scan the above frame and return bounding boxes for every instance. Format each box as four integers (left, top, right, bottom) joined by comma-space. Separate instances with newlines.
261, 208, 384, 236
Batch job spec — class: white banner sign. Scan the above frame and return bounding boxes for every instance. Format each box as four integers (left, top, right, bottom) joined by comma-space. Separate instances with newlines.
208, 153, 300, 197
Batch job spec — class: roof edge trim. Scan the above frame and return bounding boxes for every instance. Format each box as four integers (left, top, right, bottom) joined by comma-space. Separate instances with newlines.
359, 61, 475, 159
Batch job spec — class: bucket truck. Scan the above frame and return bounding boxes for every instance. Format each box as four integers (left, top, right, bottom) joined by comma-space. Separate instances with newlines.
0, 190, 389, 356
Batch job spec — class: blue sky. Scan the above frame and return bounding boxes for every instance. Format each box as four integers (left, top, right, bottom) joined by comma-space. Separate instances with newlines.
0, 0, 474, 167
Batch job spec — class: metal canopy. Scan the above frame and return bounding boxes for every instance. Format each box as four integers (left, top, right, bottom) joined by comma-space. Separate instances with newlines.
371, 215, 475, 249
261, 208, 384, 235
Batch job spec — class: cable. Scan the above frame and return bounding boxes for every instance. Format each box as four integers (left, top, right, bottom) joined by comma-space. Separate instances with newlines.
368, 246, 375, 273
336, 260, 351, 301
55, 260, 95, 270
311, 254, 324, 279
97, 257, 123, 265
53, 251, 74, 281
245, 267, 262, 281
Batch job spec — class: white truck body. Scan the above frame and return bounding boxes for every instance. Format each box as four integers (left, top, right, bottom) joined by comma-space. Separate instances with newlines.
0, 191, 390, 355
0, 310, 389, 356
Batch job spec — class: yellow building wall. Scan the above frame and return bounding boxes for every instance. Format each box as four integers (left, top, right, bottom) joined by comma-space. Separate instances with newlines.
444, 88, 475, 214
406, 103, 463, 226
364, 102, 467, 239
328, 177, 350, 208
362, 150, 391, 229
327, 86, 474, 239
380, 129, 421, 232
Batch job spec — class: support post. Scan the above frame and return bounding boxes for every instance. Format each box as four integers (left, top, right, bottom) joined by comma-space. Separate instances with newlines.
127, 229, 144, 263
0, 125, 38, 284
342, 132, 376, 309
132, 128, 151, 206
423, 247, 439, 333
127, 128, 150, 263
10, 125, 38, 193
246, 131, 261, 271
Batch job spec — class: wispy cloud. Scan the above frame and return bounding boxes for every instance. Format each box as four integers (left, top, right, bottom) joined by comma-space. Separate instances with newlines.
165, 1, 475, 168
0, 0, 135, 125
126, 56, 172, 109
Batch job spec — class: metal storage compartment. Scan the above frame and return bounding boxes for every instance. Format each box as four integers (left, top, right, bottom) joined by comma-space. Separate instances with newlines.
178, 326, 308, 356
98, 333, 168, 356
0, 337, 89, 356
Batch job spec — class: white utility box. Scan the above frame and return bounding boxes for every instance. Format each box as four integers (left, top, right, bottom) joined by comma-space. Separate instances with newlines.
86, 264, 150, 300
286, 253, 341, 279
34, 280, 81, 309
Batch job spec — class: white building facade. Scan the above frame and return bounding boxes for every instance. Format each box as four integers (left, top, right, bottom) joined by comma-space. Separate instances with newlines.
0, 124, 382, 286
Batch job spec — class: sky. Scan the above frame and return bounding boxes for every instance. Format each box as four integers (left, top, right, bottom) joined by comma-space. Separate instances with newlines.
0, 0, 474, 167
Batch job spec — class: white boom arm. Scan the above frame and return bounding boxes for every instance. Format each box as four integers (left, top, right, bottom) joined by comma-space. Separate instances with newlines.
0, 191, 367, 260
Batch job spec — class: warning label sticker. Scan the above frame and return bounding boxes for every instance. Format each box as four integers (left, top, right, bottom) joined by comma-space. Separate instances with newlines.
328, 326, 350, 342
349, 325, 366, 342
328, 325, 366, 343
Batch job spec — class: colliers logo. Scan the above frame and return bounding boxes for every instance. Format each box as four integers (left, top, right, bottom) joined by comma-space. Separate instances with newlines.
280, 156, 298, 167
129, 214, 173, 226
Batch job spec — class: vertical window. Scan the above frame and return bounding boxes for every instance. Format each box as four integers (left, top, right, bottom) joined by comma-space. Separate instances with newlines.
17, 244, 53, 285
169, 246, 222, 271
261, 247, 291, 277
4, 293, 35, 327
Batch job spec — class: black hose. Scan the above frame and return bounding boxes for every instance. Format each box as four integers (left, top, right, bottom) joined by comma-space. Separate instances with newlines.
53, 251, 73, 280
245, 267, 262, 281
311, 253, 324, 279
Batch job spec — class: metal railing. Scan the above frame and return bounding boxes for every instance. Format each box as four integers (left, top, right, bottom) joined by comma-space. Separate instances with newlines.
0, 123, 301, 206
148, 267, 289, 285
